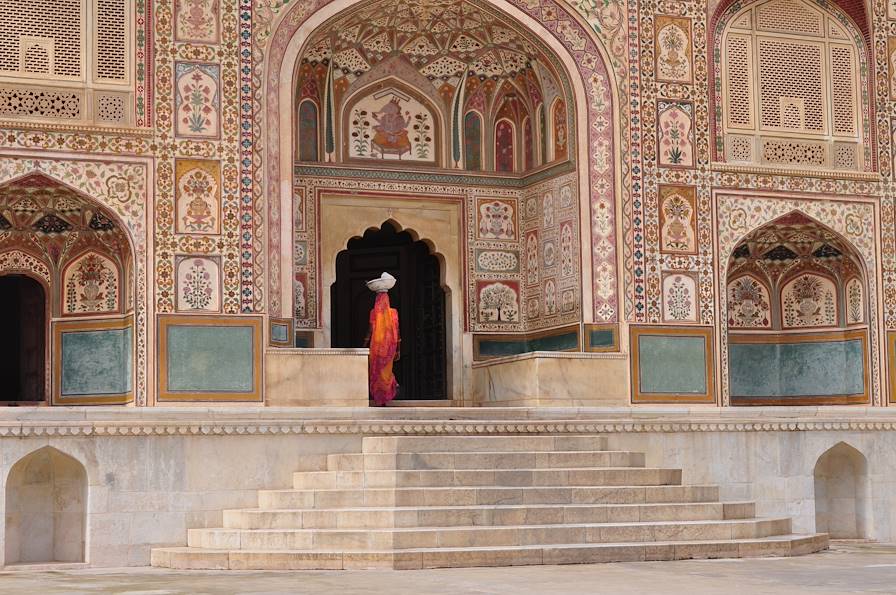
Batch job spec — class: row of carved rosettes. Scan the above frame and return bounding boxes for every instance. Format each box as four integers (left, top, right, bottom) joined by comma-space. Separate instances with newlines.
0, 419, 893, 437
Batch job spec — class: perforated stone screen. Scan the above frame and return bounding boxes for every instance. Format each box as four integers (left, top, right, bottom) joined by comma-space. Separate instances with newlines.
721, 0, 862, 170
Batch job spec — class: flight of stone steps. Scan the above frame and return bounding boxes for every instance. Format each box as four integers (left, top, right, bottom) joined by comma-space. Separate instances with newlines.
150, 435, 828, 570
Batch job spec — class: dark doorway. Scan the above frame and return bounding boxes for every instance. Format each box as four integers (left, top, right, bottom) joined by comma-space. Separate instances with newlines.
0, 275, 46, 402
332, 222, 448, 400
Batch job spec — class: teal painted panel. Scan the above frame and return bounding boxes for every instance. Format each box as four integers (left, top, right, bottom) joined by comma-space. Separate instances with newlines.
167, 325, 254, 392
528, 331, 579, 352
476, 330, 579, 359
730, 339, 864, 398
270, 323, 289, 343
638, 335, 707, 394
588, 329, 616, 349
477, 338, 528, 358
61, 327, 132, 396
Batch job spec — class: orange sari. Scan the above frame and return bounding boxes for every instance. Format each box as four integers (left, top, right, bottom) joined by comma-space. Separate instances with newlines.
368, 292, 400, 405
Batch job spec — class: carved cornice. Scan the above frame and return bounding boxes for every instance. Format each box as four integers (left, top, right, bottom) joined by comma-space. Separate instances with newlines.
0, 120, 154, 138
1, 418, 895, 437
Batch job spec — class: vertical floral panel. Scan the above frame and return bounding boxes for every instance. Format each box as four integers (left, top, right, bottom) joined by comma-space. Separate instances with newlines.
477, 280, 520, 324
175, 0, 220, 44
727, 275, 772, 328
295, 272, 308, 320
542, 191, 555, 227
63, 251, 119, 315
662, 272, 697, 322
781, 273, 838, 329
495, 119, 515, 172
655, 16, 693, 84
174, 62, 221, 139
657, 100, 695, 168
175, 159, 221, 235
298, 100, 319, 162
846, 277, 864, 324
658, 185, 697, 255
176, 256, 221, 312
560, 220, 574, 278
346, 88, 436, 164
477, 199, 517, 240
525, 230, 539, 286
544, 279, 557, 315
464, 111, 482, 171
551, 99, 568, 161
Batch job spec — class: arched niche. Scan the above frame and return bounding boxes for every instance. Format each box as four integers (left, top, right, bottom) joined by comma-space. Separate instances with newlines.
814, 442, 870, 539
724, 211, 870, 405
0, 173, 137, 405
5, 447, 87, 565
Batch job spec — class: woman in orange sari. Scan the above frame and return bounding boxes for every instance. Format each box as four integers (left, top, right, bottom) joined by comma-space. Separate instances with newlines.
365, 273, 400, 406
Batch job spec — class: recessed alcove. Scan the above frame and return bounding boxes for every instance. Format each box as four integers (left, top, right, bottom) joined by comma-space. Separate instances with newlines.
5, 446, 87, 565
814, 442, 869, 539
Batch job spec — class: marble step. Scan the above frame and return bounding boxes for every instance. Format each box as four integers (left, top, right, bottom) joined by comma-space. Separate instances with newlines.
292, 467, 683, 489
222, 501, 757, 530
327, 450, 646, 471
258, 484, 721, 509
187, 518, 792, 550
151, 534, 829, 570
362, 435, 608, 454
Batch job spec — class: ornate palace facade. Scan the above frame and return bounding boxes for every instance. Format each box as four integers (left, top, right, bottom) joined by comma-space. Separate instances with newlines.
0, 0, 889, 408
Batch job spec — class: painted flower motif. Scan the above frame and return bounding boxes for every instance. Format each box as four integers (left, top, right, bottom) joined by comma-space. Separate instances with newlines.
105, 175, 133, 203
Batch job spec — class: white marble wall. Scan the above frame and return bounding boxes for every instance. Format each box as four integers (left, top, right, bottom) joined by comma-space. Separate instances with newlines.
0, 407, 894, 567
612, 429, 892, 540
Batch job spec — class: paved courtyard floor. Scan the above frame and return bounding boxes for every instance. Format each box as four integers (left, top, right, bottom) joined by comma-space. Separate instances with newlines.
0, 543, 893, 594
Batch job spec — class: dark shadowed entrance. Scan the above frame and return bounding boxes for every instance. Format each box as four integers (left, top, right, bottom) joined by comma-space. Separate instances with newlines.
0, 275, 46, 403
332, 222, 447, 401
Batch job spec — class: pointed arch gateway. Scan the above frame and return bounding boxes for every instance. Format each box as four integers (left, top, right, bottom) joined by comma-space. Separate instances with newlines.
725, 211, 870, 405
265, 0, 620, 332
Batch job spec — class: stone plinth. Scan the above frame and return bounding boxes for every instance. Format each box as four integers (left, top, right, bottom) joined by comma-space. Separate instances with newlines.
264, 349, 369, 407
472, 352, 629, 406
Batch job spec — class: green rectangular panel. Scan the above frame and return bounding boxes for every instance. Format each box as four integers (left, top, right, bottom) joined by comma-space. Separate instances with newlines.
166, 325, 254, 392
588, 328, 616, 349
638, 334, 707, 394
528, 331, 579, 352
730, 339, 864, 398
270, 322, 289, 343
61, 327, 132, 396
476, 330, 579, 359
477, 338, 528, 358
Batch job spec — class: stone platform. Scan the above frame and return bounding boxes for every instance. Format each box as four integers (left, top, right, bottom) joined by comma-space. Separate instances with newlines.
0, 406, 889, 568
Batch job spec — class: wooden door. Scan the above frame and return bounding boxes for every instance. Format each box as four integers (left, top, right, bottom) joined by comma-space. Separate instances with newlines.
0, 275, 46, 402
